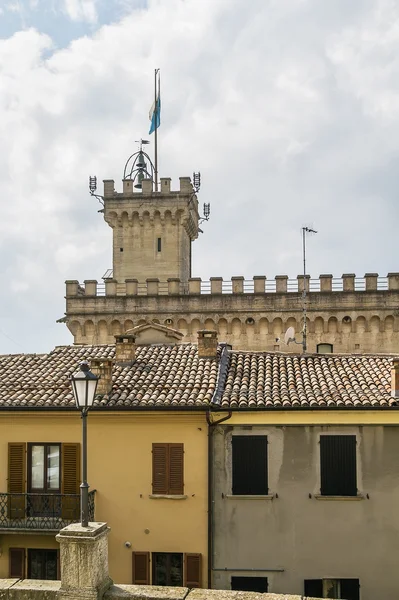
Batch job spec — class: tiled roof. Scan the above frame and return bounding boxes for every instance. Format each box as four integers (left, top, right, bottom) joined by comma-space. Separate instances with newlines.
0, 344, 219, 409
0, 344, 396, 410
219, 352, 395, 409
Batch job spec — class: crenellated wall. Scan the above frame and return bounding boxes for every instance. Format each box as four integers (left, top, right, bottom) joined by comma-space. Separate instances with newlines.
64, 273, 399, 352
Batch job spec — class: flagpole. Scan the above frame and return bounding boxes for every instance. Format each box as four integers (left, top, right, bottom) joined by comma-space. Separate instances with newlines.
154, 68, 159, 191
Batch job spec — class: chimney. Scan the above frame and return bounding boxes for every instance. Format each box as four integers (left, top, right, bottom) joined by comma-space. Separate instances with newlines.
115, 334, 136, 365
391, 359, 399, 398
197, 330, 218, 360
90, 359, 113, 396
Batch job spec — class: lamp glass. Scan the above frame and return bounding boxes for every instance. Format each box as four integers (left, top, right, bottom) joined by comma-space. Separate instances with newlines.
71, 367, 99, 409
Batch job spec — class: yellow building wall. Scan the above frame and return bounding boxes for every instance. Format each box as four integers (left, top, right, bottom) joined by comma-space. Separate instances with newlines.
0, 411, 208, 585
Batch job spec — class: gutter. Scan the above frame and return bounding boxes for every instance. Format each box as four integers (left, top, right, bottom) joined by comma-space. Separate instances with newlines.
206, 343, 232, 588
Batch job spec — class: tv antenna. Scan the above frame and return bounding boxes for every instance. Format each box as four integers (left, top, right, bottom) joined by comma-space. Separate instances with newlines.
282, 226, 318, 353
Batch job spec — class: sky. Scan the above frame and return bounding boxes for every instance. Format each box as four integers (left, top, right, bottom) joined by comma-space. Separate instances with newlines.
1, 0, 399, 354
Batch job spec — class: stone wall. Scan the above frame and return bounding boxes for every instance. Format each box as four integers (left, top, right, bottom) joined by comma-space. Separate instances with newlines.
0, 523, 326, 600
65, 274, 399, 352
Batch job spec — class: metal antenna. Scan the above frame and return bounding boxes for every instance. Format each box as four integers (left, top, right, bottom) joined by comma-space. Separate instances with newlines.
302, 226, 317, 353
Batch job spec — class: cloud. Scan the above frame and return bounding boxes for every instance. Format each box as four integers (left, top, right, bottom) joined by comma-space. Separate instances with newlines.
0, 0, 399, 353
62, 0, 98, 23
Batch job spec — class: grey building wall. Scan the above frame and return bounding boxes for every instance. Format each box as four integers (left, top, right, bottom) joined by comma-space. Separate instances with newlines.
212, 424, 399, 599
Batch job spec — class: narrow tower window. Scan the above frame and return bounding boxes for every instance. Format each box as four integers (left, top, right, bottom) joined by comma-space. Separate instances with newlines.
157, 238, 162, 252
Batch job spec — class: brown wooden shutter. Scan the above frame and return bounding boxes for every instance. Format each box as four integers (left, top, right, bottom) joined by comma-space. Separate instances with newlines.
7, 443, 26, 519
61, 443, 80, 520
152, 444, 168, 494
132, 552, 150, 585
169, 444, 184, 495
9, 548, 25, 579
184, 553, 202, 588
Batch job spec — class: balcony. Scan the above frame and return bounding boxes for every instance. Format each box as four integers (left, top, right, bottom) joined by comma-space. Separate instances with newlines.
0, 491, 96, 533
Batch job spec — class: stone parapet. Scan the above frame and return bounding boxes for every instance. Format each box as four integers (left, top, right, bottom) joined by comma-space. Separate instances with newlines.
0, 582, 323, 600
68, 275, 393, 298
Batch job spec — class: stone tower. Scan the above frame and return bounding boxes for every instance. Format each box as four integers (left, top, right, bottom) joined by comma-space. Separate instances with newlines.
103, 176, 199, 288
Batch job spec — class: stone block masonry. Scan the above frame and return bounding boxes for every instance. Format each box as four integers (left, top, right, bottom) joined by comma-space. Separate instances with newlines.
65, 274, 399, 353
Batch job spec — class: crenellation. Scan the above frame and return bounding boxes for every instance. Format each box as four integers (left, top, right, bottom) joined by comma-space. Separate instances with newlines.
253, 275, 266, 293
105, 279, 117, 296
146, 278, 159, 295
210, 277, 223, 294
319, 274, 333, 292
365, 272, 379, 291
275, 275, 288, 293
232, 276, 244, 294
103, 179, 115, 197
84, 280, 98, 295
297, 274, 310, 293
342, 273, 356, 292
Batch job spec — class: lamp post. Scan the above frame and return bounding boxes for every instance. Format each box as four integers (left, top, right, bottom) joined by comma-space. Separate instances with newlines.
70, 361, 99, 527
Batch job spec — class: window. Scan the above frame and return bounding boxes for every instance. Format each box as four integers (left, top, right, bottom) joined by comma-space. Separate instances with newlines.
153, 553, 183, 586
232, 436, 268, 495
152, 443, 184, 495
305, 578, 360, 600
29, 444, 60, 492
231, 577, 268, 592
320, 435, 357, 496
132, 552, 201, 587
157, 237, 162, 252
28, 549, 58, 580
317, 343, 333, 354
7, 442, 80, 521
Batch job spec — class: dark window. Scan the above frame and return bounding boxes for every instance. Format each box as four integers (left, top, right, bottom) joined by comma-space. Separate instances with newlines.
232, 577, 268, 592
152, 443, 184, 495
157, 238, 162, 252
304, 579, 359, 600
317, 343, 333, 354
320, 435, 357, 496
9, 548, 25, 578
153, 553, 183, 587
232, 436, 268, 495
27, 549, 58, 580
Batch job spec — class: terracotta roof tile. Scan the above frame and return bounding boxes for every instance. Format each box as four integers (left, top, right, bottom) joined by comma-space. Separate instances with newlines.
0, 345, 396, 410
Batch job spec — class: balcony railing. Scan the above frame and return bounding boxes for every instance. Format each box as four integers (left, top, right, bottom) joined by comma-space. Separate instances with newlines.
0, 491, 96, 532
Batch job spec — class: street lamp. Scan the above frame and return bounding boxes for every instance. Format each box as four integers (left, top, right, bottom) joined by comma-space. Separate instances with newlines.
70, 361, 99, 527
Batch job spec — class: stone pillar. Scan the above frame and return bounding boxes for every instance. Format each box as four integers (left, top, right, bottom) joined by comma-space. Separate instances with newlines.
253, 276, 266, 293
168, 278, 181, 295
122, 179, 134, 195
388, 273, 399, 290
365, 273, 378, 291
66, 281, 79, 296
142, 179, 153, 194
56, 522, 113, 600
146, 278, 159, 295
189, 278, 202, 294
275, 275, 288, 293
103, 180, 114, 198
210, 277, 223, 294
90, 360, 113, 395
125, 279, 138, 295
160, 177, 171, 193
105, 279, 117, 296
297, 275, 310, 293
231, 277, 244, 294
84, 280, 98, 296
319, 274, 333, 292
179, 177, 192, 193
197, 330, 218, 359
342, 273, 355, 292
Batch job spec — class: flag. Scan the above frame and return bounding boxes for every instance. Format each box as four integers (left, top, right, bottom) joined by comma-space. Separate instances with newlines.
149, 94, 161, 135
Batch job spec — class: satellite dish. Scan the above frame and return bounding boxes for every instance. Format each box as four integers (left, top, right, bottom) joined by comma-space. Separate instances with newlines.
284, 327, 296, 345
